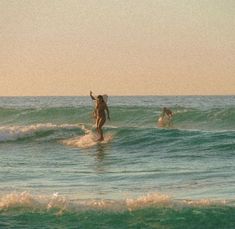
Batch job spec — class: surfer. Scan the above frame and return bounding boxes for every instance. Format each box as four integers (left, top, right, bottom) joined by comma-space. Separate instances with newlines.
90, 91, 108, 119
90, 91, 110, 141
158, 107, 173, 128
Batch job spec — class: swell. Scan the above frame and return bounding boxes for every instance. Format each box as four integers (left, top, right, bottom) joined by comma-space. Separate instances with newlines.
0, 107, 92, 125
1, 106, 235, 130
0, 105, 235, 146
1, 123, 234, 156
173, 107, 235, 131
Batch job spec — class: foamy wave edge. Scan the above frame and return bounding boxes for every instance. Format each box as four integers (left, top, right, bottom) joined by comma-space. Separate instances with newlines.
0, 123, 84, 142
0, 192, 232, 215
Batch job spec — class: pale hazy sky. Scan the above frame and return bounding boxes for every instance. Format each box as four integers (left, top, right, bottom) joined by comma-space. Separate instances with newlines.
0, 0, 234, 96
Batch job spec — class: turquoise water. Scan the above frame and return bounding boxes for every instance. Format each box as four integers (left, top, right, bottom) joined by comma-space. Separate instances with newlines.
0, 96, 235, 228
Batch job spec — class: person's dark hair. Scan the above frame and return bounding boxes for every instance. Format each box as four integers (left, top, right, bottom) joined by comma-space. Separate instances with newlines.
97, 95, 104, 102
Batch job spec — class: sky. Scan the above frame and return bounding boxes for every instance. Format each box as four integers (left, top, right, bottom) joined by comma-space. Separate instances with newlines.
0, 0, 234, 96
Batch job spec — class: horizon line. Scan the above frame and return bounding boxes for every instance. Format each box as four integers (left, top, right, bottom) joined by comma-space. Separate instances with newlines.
0, 94, 234, 97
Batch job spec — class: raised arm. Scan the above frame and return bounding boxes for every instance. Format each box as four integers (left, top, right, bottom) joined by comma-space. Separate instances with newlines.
90, 91, 96, 100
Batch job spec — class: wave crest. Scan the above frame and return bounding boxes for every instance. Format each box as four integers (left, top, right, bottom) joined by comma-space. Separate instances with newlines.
0, 123, 82, 142
0, 192, 231, 214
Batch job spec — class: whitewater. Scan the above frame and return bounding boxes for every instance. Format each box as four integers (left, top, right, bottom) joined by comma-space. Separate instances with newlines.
0, 96, 235, 228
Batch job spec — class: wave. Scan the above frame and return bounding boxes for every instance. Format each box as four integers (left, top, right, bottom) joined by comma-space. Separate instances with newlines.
0, 107, 92, 126
0, 123, 84, 142
172, 107, 235, 130
0, 105, 235, 147
0, 192, 170, 212
0, 191, 233, 213
1, 106, 235, 131
1, 122, 234, 156
1, 192, 235, 228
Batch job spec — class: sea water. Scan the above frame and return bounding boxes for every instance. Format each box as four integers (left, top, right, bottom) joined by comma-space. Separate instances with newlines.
0, 96, 235, 228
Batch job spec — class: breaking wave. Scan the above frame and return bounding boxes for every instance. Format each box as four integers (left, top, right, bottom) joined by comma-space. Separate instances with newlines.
1, 192, 235, 229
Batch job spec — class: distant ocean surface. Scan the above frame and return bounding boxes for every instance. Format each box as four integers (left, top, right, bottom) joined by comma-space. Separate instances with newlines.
0, 96, 235, 228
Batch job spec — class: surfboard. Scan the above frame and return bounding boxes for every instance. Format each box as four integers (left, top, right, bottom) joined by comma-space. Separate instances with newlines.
61, 131, 113, 149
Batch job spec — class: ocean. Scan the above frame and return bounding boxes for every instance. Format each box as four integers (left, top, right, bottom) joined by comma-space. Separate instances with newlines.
0, 96, 235, 228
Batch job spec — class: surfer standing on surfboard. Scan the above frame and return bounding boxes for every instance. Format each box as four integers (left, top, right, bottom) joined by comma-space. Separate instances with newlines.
90, 91, 110, 141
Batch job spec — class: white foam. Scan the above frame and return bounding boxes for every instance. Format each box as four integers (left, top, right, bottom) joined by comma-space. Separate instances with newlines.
62, 129, 113, 149
0, 192, 170, 213
0, 192, 37, 209
0, 123, 81, 142
126, 193, 171, 211
0, 192, 231, 215
0, 192, 68, 215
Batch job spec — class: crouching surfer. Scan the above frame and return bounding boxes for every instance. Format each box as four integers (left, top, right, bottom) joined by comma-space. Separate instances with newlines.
158, 107, 173, 128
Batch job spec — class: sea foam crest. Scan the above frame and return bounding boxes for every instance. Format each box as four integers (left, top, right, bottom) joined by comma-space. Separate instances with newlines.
126, 193, 170, 211
0, 192, 230, 215
0, 192, 171, 213
0, 123, 81, 142
62, 125, 113, 148
0, 192, 69, 216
